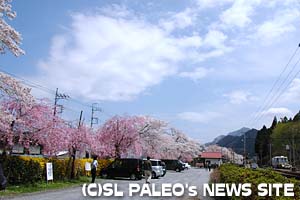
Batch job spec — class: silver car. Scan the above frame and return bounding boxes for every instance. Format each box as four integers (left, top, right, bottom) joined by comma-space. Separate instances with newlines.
143, 159, 164, 178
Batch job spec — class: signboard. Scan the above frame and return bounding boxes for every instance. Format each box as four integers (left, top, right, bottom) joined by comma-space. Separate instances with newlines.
46, 162, 53, 181
85, 162, 91, 171
29, 146, 41, 155
12, 145, 24, 154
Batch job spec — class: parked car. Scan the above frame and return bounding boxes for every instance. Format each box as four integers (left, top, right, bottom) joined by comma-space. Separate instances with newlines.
161, 161, 166, 177
143, 159, 164, 179
100, 158, 143, 180
161, 159, 185, 172
184, 163, 191, 169
179, 160, 186, 170
251, 163, 258, 170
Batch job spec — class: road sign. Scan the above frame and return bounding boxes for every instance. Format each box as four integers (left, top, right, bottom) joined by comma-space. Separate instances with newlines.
46, 163, 53, 181
85, 162, 91, 171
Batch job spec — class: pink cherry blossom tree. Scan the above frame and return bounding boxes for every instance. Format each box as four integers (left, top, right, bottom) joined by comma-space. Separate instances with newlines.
138, 117, 202, 161
1, 98, 70, 155
22, 101, 70, 155
96, 115, 143, 158
67, 124, 93, 178
0, 0, 24, 56
168, 128, 202, 161
0, 71, 203, 162
0, 72, 35, 151
138, 116, 168, 158
0, 72, 71, 155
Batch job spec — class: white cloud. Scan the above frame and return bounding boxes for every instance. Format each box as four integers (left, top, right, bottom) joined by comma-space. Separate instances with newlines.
281, 78, 300, 103
176, 35, 202, 48
35, 7, 229, 102
255, 9, 300, 43
220, 0, 261, 28
261, 107, 292, 116
179, 67, 213, 82
159, 8, 197, 32
263, 0, 298, 8
224, 90, 256, 104
203, 30, 228, 49
177, 111, 221, 123
98, 4, 133, 18
195, 0, 234, 9
35, 0, 296, 104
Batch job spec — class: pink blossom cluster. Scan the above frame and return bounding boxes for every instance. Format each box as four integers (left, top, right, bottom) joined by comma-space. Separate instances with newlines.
0, 73, 202, 161
0, 0, 24, 56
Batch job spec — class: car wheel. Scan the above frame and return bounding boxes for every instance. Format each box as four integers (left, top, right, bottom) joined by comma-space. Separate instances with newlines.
130, 173, 136, 180
152, 172, 156, 179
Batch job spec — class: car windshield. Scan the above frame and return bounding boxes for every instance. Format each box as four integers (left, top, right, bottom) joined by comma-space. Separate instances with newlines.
151, 160, 160, 166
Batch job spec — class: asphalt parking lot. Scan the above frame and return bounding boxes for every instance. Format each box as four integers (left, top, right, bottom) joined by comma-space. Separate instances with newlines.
4, 168, 213, 200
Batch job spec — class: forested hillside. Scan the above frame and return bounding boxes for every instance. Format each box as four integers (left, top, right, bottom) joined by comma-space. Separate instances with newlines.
255, 112, 300, 167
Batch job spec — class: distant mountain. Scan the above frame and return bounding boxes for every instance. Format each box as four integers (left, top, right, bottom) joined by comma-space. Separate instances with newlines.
216, 129, 258, 157
209, 135, 226, 144
206, 127, 251, 146
227, 127, 251, 136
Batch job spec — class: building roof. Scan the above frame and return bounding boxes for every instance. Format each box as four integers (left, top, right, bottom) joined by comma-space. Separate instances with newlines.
200, 152, 222, 159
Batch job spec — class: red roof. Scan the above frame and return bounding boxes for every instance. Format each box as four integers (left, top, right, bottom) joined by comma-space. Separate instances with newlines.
200, 152, 222, 159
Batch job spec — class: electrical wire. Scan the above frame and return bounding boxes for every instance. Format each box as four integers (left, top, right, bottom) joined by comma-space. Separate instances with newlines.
248, 44, 300, 128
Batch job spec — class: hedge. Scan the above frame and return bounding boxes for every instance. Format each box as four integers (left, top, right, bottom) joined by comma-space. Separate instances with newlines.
212, 164, 300, 200
0, 155, 113, 185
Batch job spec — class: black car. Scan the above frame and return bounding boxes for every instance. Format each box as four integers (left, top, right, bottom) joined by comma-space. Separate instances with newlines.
100, 158, 143, 180
161, 159, 185, 172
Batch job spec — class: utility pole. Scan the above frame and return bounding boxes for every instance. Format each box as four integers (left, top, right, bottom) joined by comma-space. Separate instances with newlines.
244, 132, 246, 166
91, 103, 101, 128
53, 88, 69, 116
269, 142, 272, 166
293, 135, 296, 168
78, 110, 83, 128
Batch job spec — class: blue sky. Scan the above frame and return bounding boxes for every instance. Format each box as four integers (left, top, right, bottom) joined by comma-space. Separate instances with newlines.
1, 0, 300, 142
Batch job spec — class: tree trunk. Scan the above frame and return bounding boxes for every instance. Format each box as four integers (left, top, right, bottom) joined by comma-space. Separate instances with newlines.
70, 147, 76, 179
115, 145, 120, 158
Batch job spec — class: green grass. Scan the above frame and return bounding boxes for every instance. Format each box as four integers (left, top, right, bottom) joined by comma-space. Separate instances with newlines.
0, 176, 90, 196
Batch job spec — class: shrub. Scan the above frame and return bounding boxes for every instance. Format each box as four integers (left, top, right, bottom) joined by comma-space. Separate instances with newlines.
1, 156, 43, 185
0, 155, 113, 185
214, 164, 300, 200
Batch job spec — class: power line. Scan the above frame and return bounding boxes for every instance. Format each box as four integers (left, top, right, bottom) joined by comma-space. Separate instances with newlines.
0, 67, 98, 109
0, 68, 116, 122
254, 54, 300, 125
248, 43, 300, 128
249, 45, 300, 127
0, 67, 56, 94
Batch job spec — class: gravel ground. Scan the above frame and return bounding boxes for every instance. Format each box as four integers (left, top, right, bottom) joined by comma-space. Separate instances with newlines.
3, 168, 213, 200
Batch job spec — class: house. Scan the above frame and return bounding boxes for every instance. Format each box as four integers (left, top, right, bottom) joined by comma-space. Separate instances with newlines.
200, 152, 223, 166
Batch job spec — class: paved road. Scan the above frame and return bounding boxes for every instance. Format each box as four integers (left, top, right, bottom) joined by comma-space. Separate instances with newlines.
3, 168, 213, 200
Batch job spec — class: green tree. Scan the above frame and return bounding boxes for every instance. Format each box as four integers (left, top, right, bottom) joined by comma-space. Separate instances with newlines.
255, 125, 271, 166
293, 110, 300, 122
271, 116, 277, 129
